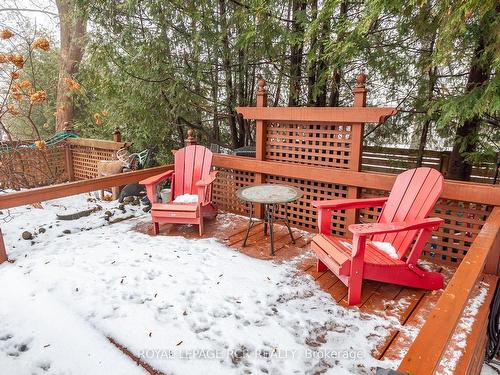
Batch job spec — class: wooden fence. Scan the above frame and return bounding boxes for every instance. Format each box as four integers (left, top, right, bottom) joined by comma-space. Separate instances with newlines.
362, 145, 498, 184
211, 76, 498, 269
66, 137, 130, 180
0, 132, 129, 190
0, 146, 68, 189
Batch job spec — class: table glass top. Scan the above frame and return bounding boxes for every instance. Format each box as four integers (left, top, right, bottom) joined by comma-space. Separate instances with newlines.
237, 184, 303, 204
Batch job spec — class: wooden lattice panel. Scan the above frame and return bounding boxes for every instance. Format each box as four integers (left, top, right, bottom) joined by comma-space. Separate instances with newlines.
428, 200, 491, 265
266, 123, 353, 169
359, 189, 492, 266
71, 145, 116, 180
266, 175, 348, 235
213, 167, 255, 215
0, 147, 68, 189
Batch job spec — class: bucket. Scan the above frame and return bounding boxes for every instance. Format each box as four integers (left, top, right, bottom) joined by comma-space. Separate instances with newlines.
160, 188, 171, 203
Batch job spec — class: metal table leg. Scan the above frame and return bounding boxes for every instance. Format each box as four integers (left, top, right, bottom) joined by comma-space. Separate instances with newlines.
284, 203, 295, 243
263, 203, 268, 236
268, 203, 275, 256
242, 202, 254, 247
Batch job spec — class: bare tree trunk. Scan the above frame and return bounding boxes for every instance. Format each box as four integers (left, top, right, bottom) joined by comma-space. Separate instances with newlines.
55, 0, 86, 131
328, 68, 341, 107
416, 33, 438, 167
288, 0, 306, 107
447, 36, 490, 180
237, 47, 247, 145
328, 0, 348, 107
307, 0, 318, 106
211, 64, 220, 142
219, 0, 239, 148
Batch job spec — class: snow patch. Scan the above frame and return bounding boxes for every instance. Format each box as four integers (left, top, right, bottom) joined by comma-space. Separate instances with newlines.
436, 282, 490, 375
0, 266, 146, 375
173, 194, 199, 203
339, 240, 352, 250
372, 241, 399, 259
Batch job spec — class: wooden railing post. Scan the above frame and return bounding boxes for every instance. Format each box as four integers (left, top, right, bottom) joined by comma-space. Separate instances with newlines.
254, 78, 268, 218
112, 127, 122, 143
65, 144, 74, 182
0, 228, 7, 264
345, 73, 368, 236
185, 129, 197, 146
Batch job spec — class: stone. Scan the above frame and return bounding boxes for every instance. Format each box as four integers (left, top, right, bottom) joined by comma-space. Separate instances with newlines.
38, 227, 46, 234
123, 196, 135, 204
62, 229, 71, 234
22, 231, 33, 240
119, 183, 145, 203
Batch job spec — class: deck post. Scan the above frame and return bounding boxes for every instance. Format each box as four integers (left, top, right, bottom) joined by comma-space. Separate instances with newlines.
64, 144, 74, 182
254, 78, 267, 219
345, 73, 367, 237
112, 127, 122, 143
0, 228, 7, 264
185, 129, 197, 146
63, 123, 75, 182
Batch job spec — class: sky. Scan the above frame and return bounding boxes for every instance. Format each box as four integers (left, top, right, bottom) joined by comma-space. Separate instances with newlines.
0, 0, 59, 41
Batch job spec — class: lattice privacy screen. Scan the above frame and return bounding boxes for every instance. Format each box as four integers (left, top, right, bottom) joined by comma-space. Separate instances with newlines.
266, 123, 353, 169
266, 175, 348, 235
359, 188, 491, 266
213, 168, 255, 216
262, 122, 354, 234
0, 147, 67, 189
71, 145, 116, 180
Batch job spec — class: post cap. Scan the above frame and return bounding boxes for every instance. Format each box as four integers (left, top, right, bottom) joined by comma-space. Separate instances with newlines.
185, 129, 196, 145
356, 73, 366, 87
258, 79, 266, 92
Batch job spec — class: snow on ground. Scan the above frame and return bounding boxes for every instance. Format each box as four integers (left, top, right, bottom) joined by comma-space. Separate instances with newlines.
1, 193, 402, 374
0, 267, 147, 375
482, 362, 500, 374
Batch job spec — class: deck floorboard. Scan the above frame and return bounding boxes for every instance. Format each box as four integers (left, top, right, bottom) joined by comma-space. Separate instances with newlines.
134, 213, 456, 365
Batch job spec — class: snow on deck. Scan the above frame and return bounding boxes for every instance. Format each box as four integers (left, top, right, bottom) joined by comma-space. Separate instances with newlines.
1, 193, 402, 374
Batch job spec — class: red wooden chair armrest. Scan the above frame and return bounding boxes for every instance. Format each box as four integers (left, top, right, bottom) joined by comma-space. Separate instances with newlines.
348, 217, 443, 236
197, 171, 218, 205
313, 197, 388, 210
195, 171, 219, 187
140, 170, 174, 186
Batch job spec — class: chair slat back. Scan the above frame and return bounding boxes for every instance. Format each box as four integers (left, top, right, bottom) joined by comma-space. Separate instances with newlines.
373, 167, 443, 259
174, 145, 213, 197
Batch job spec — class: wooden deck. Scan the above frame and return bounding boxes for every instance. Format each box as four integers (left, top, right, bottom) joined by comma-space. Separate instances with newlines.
132, 211, 475, 365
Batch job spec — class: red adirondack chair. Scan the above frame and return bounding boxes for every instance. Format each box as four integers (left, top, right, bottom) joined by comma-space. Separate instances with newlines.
140, 145, 218, 236
312, 167, 444, 305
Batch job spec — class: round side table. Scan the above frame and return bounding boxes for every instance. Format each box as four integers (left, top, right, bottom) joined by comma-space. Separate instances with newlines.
237, 184, 303, 255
